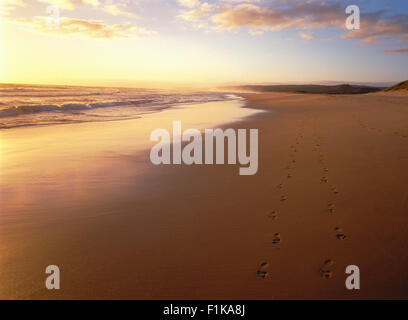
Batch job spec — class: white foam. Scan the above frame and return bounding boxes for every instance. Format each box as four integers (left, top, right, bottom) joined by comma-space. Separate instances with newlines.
0, 84, 232, 129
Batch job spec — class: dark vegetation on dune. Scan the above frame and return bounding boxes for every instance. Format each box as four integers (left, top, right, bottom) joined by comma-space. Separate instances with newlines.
384, 80, 408, 92
226, 84, 385, 94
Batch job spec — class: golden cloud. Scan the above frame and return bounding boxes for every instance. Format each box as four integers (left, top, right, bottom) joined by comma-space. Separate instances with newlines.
1, 0, 25, 15
101, 3, 136, 18
37, 0, 100, 11
15, 16, 156, 39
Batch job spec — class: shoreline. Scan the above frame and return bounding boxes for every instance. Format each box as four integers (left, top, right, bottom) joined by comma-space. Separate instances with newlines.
0, 96, 237, 131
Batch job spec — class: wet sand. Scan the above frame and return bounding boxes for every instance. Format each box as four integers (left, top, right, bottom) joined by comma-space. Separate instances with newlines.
1, 93, 408, 299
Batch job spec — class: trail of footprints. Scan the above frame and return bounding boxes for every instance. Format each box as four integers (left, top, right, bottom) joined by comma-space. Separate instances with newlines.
356, 116, 408, 139
257, 127, 351, 281
257, 128, 305, 279
313, 133, 349, 279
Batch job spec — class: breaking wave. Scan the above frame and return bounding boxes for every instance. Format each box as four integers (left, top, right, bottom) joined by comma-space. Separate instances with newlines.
0, 84, 233, 129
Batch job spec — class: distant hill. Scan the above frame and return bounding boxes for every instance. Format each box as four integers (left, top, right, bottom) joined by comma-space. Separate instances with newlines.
225, 84, 383, 94
384, 80, 408, 92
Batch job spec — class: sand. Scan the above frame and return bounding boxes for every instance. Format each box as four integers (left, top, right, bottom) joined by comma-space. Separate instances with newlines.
1, 92, 408, 299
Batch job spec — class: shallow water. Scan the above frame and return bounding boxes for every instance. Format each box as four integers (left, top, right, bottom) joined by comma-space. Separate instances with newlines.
0, 84, 231, 129
0, 98, 264, 227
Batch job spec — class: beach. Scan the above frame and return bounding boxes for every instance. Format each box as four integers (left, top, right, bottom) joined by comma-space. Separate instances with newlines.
1, 92, 408, 299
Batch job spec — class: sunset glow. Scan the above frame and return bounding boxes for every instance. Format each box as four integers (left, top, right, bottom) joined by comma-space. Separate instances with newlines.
0, 0, 407, 87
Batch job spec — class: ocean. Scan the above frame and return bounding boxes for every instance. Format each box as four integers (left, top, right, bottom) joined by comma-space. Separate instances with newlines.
0, 84, 231, 129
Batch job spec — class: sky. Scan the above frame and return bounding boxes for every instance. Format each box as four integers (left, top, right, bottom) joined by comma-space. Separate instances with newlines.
1, 0, 408, 87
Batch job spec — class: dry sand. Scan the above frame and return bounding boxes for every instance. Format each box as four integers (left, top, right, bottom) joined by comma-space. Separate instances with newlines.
1, 92, 408, 299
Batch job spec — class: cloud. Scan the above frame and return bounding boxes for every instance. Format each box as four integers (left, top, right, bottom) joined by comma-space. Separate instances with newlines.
36, 0, 138, 18
177, 0, 201, 9
3, 0, 25, 5
178, 2, 213, 22
210, 1, 345, 31
37, 0, 100, 11
299, 32, 313, 40
248, 29, 264, 35
383, 47, 408, 54
341, 12, 408, 49
14, 16, 155, 38
177, 0, 408, 54
101, 3, 135, 17
1, 0, 25, 15
211, 4, 301, 31
177, 0, 346, 34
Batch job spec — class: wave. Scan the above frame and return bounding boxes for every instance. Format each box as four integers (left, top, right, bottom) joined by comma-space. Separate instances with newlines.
0, 102, 139, 118
0, 85, 234, 129
0, 105, 60, 117
0, 97, 228, 118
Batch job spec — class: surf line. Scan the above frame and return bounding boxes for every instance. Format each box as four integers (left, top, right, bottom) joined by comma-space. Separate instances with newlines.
150, 120, 258, 175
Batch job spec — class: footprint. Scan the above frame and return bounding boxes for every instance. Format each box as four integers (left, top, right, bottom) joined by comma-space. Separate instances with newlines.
256, 262, 269, 279
276, 183, 283, 189
323, 168, 329, 172
268, 210, 279, 220
321, 177, 328, 183
331, 186, 339, 195
280, 195, 288, 202
334, 227, 347, 240
287, 174, 292, 179
327, 203, 335, 213
319, 259, 334, 279
272, 233, 281, 245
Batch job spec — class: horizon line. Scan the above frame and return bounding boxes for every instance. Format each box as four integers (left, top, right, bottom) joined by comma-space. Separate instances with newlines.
0, 80, 402, 90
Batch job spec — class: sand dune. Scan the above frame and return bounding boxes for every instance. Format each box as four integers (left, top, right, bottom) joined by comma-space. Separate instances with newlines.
384, 80, 408, 92
224, 84, 383, 94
